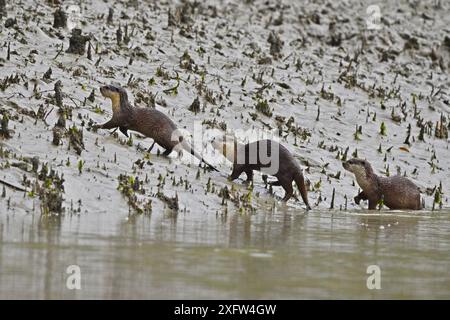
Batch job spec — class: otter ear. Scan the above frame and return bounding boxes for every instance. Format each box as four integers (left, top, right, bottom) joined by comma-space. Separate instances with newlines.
363, 160, 371, 169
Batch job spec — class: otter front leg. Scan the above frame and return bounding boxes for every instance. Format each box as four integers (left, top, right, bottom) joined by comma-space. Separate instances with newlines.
368, 200, 377, 210
228, 165, 245, 181
367, 194, 381, 210
354, 191, 368, 205
95, 118, 120, 130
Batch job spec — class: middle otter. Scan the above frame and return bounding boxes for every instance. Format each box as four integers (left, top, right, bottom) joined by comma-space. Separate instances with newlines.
94, 85, 217, 171
213, 137, 311, 209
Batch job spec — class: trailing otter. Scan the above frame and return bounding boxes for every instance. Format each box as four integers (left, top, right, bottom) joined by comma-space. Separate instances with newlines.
343, 158, 421, 210
217, 138, 311, 209
94, 85, 218, 171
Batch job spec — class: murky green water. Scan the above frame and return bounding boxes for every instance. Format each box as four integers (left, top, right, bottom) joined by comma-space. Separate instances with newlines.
1, 206, 449, 299
0, 0, 448, 301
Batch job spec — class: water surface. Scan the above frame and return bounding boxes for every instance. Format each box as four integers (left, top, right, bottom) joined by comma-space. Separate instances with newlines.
1, 206, 449, 299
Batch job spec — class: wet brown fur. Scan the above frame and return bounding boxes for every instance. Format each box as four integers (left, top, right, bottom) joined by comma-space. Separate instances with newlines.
96, 85, 217, 171
343, 158, 421, 210
229, 139, 311, 209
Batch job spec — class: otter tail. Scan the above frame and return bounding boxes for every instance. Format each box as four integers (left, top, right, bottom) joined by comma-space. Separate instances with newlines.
294, 169, 311, 210
181, 140, 219, 172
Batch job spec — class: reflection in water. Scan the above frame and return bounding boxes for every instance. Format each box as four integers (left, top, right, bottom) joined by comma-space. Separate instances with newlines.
0, 206, 449, 299
39, 214, 61, 300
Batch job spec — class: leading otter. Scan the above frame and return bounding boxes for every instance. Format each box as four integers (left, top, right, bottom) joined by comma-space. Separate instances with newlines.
94, 85, 218, 171
343, 158, 421, 210
222, 139, 311, 209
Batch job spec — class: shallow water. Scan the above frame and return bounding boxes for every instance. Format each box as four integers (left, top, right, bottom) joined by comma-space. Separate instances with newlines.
0, 0, 449, 300
1, 206, 449, 299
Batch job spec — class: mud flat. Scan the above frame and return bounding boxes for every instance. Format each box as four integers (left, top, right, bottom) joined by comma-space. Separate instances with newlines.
0, 0, 449, 299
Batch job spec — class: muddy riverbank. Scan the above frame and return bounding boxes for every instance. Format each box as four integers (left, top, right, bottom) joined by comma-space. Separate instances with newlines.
0, 0, 449, 299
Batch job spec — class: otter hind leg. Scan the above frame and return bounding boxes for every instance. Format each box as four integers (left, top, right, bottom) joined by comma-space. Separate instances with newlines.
268, 180, 282, 186
245, 169, 253, 183
119, 127, 129, 137
415, 195, 422, 210
281, 180, 293, 202
162, 148, 173, 157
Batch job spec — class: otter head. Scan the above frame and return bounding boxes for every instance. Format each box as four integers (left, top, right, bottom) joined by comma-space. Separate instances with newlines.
343, 158, 374, 183
100, 85, 128, 114
211, 135, 238, 163
343, 158, 370, 173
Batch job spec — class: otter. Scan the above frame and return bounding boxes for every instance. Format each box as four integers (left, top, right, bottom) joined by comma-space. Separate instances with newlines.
218, 138, 311, 209
94, 85, 218, 171
212, 135, 312, 189
343, 158, 421, 210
